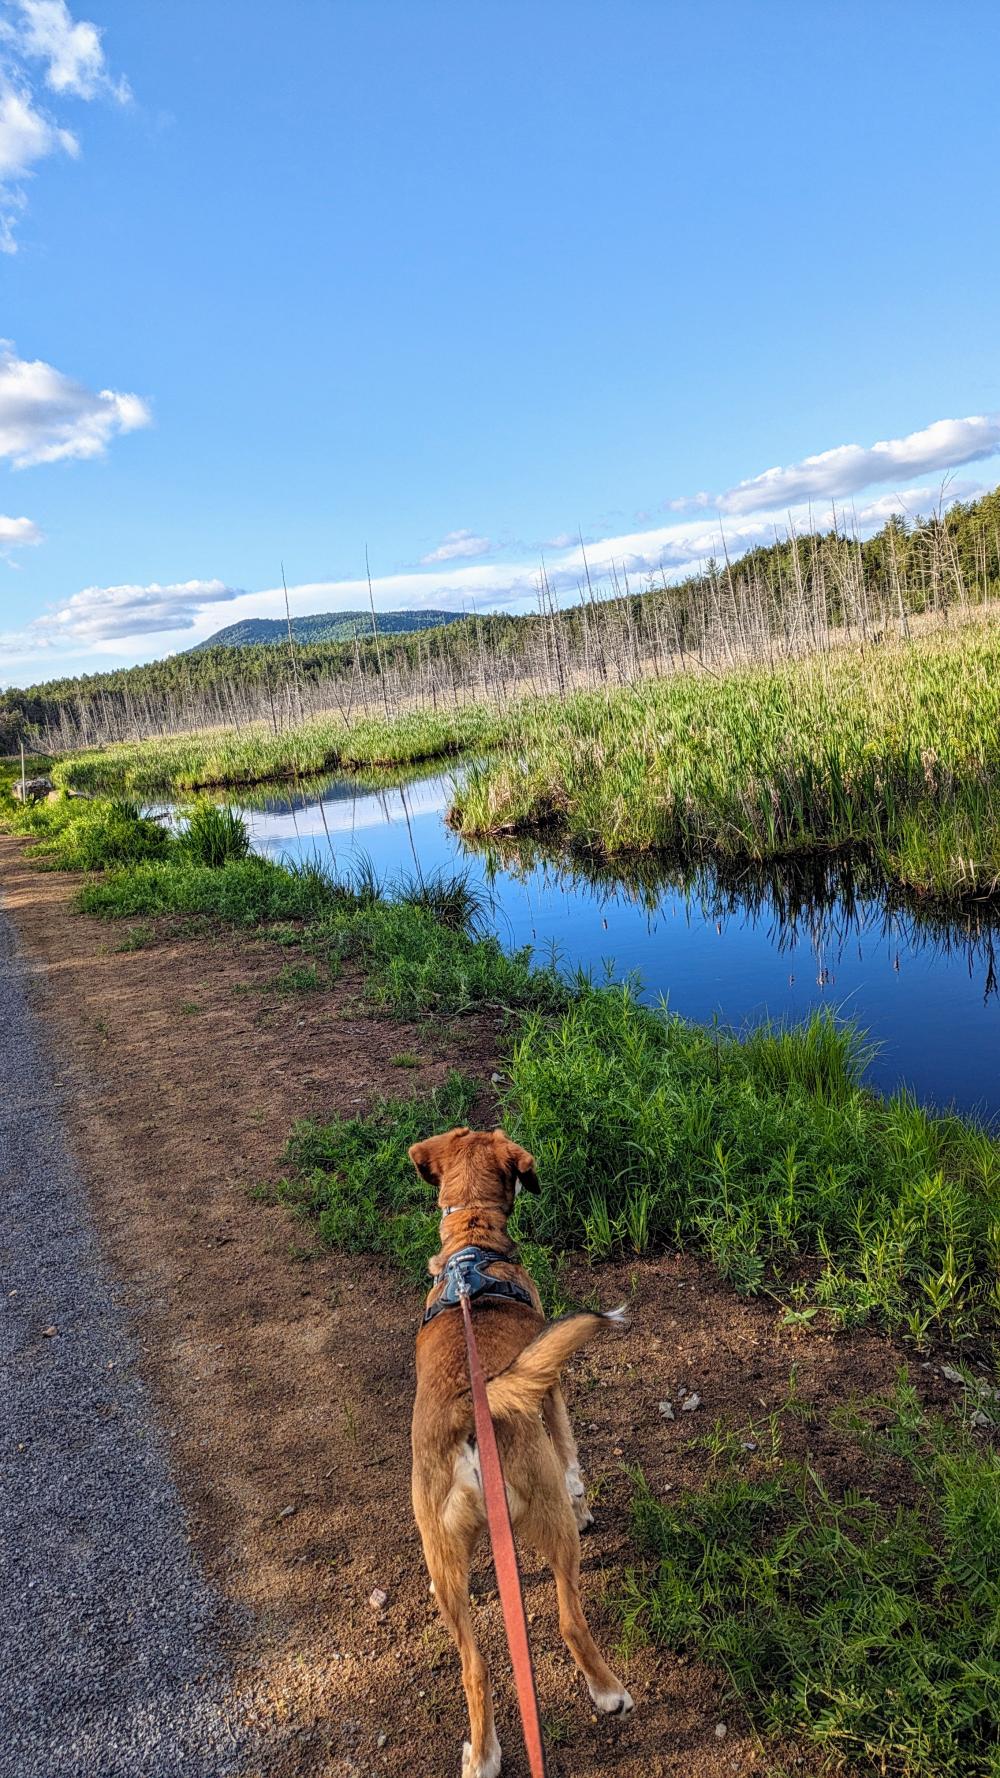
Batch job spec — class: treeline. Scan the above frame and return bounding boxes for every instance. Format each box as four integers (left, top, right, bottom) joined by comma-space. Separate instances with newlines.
5, 486, 1000, 751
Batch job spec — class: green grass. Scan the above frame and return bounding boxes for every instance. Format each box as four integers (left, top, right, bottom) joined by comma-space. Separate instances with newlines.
311, 899, 569, 1019
51, 705, 501, 794
78, 854, 347, 924
452, 625, 1000, 903
501, 987, 1000, 1342
622, 1377, 1000, 1778
3, 791, 173, 870
178, 798, 253, 865
267, 1073, 480, 1282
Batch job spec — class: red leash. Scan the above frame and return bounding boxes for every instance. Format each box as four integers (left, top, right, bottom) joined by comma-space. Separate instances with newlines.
459, 1289, 548, 1778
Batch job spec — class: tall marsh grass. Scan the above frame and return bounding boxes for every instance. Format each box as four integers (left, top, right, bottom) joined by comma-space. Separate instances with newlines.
52, 705, 500, 795
452, 624, 1000, 902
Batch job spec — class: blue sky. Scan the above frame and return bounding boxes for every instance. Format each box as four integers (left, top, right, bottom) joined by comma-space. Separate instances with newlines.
2, 0, 1000, 683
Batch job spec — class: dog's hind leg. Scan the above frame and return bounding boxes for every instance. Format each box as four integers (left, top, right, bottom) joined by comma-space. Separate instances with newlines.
542, 1386, 593, 1531
525, 1482, 633, 1717
423, 1519, 500, 1778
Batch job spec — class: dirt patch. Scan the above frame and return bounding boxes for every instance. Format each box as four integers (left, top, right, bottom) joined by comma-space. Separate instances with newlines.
0, 834, 949, 1778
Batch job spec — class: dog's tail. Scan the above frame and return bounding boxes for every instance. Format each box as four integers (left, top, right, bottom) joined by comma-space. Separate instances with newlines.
485, 1306, 629, 1422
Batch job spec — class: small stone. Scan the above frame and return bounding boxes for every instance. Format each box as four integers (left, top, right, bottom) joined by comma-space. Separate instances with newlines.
971, 1410, 990, 1428
715, 1722, 728, 1739
681, 1392, 702, 1412
741, 1440, 758, 1452
941, 1365, 964, 1384
491, 1072, 504, 1085
277, 1504, 296, 1520
377, 1732, 387, 1748
41, 1326, 58, 1337
369, 1588, 388, 1610
658, 1400, 675, 1420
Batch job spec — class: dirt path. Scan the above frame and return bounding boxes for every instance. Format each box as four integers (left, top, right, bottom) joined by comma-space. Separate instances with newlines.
0, 834, 920, 1778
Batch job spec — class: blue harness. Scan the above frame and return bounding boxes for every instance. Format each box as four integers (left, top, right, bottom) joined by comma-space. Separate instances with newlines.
422, 1244, 535, 1326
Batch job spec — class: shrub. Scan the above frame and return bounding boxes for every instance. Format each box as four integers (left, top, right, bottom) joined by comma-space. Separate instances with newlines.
23, 797, 172, 870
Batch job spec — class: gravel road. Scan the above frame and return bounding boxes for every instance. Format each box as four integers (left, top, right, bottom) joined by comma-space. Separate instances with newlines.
0, 901, 253, 1778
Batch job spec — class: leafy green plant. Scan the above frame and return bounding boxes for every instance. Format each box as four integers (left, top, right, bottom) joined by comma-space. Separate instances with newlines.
9, 793, 172, 871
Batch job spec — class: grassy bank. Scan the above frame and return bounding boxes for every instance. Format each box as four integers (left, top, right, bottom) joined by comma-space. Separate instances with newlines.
5, 782, 1000, 1344
623, 1378, 1000, 1778
287, 988, 1000, 1346
51, 704, 501, 794
452, 625, 1000, 903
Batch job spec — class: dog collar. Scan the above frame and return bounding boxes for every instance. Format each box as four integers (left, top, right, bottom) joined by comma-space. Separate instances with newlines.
422, 1244, 534, 1326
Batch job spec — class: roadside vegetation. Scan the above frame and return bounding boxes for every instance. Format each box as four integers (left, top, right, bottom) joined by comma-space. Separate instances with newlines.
623, 1377, 1000, 1778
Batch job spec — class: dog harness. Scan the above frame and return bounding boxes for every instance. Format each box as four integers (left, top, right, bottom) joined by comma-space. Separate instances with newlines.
422, 1244, 535, 1326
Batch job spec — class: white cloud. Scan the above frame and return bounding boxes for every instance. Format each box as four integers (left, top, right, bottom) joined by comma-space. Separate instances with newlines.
420, 529, 493, 564
0, 79, 76, 245
0, 79, 75, 174
4, 0, 128, 101
0, 510, 41, 546
33, 579, 243, 643
0, 340, 151, 466
0, 1, 127, 247
673, 415, 1000, 517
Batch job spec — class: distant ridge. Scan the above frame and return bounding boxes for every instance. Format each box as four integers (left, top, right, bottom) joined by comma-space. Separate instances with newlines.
191, 609, 465, 650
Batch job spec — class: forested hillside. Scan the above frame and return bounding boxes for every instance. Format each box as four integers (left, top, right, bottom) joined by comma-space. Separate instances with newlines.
192, 609, 465, 649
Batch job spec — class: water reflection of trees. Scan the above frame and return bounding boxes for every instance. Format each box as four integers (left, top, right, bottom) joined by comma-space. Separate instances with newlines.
231, 761, 449, 816
464, 834, 1000, 1004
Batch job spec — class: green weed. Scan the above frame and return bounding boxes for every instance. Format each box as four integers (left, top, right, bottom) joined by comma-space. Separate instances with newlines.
501, 986, 1000, 1337
622, 1379, 1000, 1778
452, 626, 1000, 904
179, 799, 252, 866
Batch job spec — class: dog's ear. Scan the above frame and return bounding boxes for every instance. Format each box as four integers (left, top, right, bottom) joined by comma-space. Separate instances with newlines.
408, 1138, 439, 1183
495, 1131, 540, 1194
408, 1126, 469, 1184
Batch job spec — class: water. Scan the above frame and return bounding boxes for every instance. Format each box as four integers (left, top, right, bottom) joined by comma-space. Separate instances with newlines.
228, 766, 1000, 1123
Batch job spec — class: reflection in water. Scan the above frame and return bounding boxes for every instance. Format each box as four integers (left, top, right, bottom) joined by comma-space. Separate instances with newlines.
473, 835, 1000, 1008
183, 764, 1000, 1122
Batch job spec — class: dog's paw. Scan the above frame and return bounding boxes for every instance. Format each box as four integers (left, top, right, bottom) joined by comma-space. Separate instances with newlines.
574, 1498, 595, 1531
588, 1680, 634, 1716
461, 1733, 502, 1777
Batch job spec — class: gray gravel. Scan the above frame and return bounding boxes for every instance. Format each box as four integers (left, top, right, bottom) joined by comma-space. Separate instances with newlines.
0, 902, 253, 1778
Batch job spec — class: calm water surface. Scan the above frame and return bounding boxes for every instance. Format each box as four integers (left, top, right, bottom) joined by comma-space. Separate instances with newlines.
230, 766, 1000, 1122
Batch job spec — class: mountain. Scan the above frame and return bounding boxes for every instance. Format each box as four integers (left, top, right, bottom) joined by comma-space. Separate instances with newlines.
191, 610, 466, 650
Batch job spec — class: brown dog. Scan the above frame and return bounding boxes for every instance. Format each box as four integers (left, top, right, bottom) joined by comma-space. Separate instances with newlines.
409, 1125, 633, 1778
